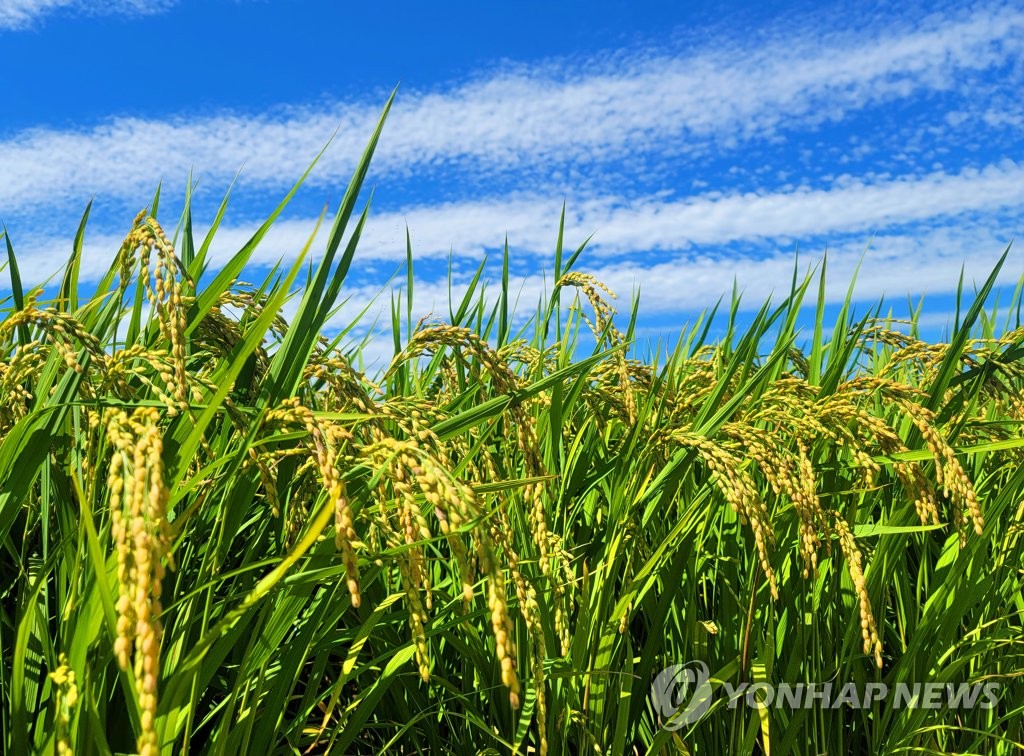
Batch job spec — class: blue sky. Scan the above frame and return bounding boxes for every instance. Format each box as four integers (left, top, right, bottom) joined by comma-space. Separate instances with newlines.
2, 0, 1023, 363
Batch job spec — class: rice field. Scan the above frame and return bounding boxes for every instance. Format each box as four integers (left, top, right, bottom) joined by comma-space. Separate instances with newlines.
2, 106, 1023, 755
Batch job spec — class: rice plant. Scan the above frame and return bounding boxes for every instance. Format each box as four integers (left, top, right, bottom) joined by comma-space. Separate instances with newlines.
2, 104, 1023, 755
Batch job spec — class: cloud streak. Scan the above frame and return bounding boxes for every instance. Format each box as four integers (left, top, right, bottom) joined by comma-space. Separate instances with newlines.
12, 161, 1019, 309
0, 0, 171, 29
365, 161, 1024, 262
2, 4, 1022, 213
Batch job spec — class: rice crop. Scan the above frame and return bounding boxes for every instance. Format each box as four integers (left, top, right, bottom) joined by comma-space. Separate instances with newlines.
2, 103, 1023, 754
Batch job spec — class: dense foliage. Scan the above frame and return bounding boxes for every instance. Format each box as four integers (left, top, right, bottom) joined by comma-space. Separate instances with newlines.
2, 106, 1023, 754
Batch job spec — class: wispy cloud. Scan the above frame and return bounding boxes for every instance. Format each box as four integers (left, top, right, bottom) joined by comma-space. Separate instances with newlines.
0, 0, 171, 30
339, 161, 1024, 262
1, 4, 1022, 213
13, 163, 1019, 309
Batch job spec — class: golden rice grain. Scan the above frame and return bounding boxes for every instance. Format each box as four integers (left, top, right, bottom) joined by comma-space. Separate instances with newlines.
831, 514, 883, 668
48, 653, 78, 756
104, 407, 173, 756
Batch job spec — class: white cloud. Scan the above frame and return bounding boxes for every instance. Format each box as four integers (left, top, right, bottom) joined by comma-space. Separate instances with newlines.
12, 163, 1019, 319
0, 0, 171, 29
226, 160, 1024, 263
1, 4, 1022, 212
584, 228, 1018, 316
12, 160, 1019, 286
